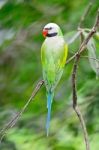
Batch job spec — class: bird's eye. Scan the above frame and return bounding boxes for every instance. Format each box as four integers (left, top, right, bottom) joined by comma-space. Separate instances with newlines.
44, 27, 52, 30
49, 27, 52, 30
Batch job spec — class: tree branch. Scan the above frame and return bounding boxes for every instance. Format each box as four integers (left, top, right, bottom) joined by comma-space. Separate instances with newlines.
72, 8, 99, 150
0, 80, 44, 142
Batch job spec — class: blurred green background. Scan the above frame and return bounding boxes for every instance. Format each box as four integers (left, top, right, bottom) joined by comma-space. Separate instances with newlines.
0, 0, 99, 150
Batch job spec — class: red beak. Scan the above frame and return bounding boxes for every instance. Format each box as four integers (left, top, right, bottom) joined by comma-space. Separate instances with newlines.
42, 29, 48, 37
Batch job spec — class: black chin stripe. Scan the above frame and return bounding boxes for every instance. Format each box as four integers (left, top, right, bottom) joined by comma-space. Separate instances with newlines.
47, 32, 57, 37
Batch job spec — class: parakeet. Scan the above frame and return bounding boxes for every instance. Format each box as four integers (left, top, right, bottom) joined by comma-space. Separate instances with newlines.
41, 23, 68, 136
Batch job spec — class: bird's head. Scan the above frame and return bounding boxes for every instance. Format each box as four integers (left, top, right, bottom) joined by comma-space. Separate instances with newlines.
42, 23, 63, 38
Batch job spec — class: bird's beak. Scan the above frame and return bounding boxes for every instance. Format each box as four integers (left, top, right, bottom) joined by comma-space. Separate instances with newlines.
42, 29, 48, 38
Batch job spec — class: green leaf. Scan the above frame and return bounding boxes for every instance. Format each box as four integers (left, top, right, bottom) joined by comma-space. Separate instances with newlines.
64, 30, 80, 45
87, 37, 99, 78
94, 32, 99, 40
0, 29, 15, 46
82, 31, 99, 78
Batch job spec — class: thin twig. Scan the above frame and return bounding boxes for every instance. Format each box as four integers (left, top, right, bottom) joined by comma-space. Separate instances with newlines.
0, 80, 44, 142
81, 56, 99, 63
72, 8, 99, 150
78, 2, 92, 28
66, 52, 78, 64
67, 52, 99, 63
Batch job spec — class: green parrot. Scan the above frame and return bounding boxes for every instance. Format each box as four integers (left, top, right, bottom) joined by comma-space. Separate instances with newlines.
41, 23, 68, 136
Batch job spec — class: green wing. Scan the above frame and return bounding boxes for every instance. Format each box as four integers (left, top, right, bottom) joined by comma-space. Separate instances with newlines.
53, 44, 68, 89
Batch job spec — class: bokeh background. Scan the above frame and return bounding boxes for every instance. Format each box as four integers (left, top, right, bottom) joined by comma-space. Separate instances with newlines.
0, 0, 99, 150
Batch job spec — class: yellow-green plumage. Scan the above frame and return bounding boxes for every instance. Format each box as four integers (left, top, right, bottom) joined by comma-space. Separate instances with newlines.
41, 23, 68, 136
41, 37, 68, 91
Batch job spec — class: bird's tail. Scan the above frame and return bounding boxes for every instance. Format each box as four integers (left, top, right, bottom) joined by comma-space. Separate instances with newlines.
46, 91, 54, 136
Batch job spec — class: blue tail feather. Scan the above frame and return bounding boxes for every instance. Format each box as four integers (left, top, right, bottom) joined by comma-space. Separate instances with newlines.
46, 92, 54, 136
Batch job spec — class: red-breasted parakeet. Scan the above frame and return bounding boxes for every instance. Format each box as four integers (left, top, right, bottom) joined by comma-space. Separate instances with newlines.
41, 23, 68, 136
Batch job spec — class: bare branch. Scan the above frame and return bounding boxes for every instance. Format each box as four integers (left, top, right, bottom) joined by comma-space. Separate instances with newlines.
0, 80, 44, 142
72, 8, 99, 150
72, 54, 90, 150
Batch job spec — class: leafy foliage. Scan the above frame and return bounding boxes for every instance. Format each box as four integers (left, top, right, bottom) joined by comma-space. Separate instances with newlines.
82, 31, 99, 78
